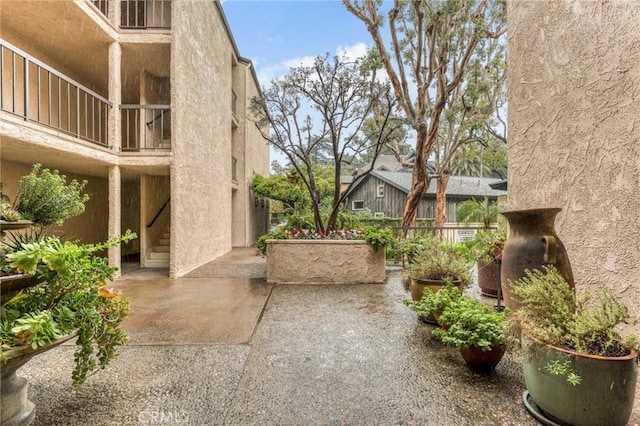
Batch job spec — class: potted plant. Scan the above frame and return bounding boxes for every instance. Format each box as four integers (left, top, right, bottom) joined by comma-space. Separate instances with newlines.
457, 198, 505, 298
397, 232, 436, 265
1, 231, 136, 425
509, 266, 638, 426
407, 240, 472, 301
404, 281, 463, 325
432, 297, 508, 372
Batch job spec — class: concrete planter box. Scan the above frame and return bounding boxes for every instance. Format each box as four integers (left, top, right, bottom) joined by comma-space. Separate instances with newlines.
266, 239, 385, 284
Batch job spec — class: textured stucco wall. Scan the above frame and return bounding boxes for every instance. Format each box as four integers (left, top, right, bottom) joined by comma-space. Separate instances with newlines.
242, 63, 270, 244
171, 0, 234, 277
507, 0, 640, 328
266, 240, 386, 284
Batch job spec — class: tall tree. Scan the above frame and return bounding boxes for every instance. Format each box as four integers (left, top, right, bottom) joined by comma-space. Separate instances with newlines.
432, 33, 506, 225
344, 0, 506, 230
249, 53, 403, 233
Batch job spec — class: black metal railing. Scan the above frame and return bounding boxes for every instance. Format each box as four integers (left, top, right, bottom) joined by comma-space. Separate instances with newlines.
120, 0, 171, 29
0, 39, 111, 147
147, 197, 170, 228
121, 104, 171, 151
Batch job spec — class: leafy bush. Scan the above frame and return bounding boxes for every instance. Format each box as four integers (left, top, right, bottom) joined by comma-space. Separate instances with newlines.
12, 164, 90, 226
509, 266, 638, 357
407, 241, 472, 285
255, 227, 396, 255
2, 230, 136, 388
404, 281, 463, 319
433, 297, 508, 350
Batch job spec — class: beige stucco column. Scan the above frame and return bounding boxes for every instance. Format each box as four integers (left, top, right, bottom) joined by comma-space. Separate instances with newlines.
139, 174, 148, 267
108, 41, 121, 151
108, 165, 122, 277
507, 1, 640, 330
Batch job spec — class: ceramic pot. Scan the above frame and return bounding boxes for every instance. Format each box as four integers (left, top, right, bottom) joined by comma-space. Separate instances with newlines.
477, 259, 500, 298
500, 208, 574, 311
460, 344, 506, 372
522, 333, 637, 426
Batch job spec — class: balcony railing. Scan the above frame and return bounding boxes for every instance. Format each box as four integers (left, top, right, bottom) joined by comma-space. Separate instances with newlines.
121, 104, 170, 151
0, 39, 111, 147
120, 0, 171, 29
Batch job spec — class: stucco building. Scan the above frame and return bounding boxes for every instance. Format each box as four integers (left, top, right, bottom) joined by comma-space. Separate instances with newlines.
508, 1, 639, 330
0, 0, 269, 278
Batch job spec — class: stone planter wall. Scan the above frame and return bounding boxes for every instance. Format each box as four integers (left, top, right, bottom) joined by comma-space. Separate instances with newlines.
266, 240, 386, 284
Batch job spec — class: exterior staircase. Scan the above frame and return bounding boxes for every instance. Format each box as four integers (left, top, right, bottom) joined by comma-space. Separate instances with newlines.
145, 227, 170, 268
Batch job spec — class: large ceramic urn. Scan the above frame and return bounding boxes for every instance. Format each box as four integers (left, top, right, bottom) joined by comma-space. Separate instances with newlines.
500, 208, 574, 311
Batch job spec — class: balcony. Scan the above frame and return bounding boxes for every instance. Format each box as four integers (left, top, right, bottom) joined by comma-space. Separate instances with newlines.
0, 39, 111, 148
231, 89, 238, 128
121, 105, 171, 152
90, 0, 171, 29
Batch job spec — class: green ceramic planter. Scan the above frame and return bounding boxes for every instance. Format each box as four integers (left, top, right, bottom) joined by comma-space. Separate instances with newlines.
522, 333, 638, 426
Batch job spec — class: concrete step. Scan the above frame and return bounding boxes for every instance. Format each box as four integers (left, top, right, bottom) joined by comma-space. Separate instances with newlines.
158, 238, 170, 246
144, 258, 169, 268
161, 232, 170, 239
148, 251, 170, 261
154, 245, 170, 252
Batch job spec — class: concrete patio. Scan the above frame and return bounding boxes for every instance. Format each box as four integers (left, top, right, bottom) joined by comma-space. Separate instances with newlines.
18, 254, 640, 425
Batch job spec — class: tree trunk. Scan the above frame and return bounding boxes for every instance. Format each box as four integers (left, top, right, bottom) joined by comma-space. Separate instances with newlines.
435, 173, 450, 228
401, 127, 429, 233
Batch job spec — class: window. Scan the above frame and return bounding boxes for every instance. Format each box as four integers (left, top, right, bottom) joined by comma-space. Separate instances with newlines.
376, 184, 385, 198
352, 200, 365, 210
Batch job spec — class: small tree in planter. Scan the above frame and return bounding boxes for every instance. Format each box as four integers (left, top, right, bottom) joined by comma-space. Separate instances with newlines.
509, 266, 638, 426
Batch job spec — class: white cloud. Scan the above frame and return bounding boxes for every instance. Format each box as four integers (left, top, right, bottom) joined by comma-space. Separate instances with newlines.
336, 42, 369, 61
255, 42, 372, 87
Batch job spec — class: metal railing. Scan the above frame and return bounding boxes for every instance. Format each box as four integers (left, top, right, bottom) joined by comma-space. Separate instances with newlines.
0, 39, 111, 147
120, 0, 171, 29
392, 226, 494, 244
121, 104, 171, 151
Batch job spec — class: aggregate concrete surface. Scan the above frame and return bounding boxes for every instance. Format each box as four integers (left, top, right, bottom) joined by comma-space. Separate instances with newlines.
17, 267, 640, 425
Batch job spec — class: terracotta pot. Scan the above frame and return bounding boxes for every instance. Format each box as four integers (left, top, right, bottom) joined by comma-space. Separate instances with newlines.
410, 278, 463, 325
459, 344, 506, 372
476, 259, 500, 298
500, 208, 574, 311
522, 333, 637, 426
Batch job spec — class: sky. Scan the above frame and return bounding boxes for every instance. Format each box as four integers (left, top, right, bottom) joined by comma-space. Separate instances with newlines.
222, 1, 379, 168
222, 1, 374, 84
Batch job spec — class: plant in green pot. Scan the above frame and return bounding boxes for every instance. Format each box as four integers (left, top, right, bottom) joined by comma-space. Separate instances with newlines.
432, 297, 509, 372
508, 266, 638, 426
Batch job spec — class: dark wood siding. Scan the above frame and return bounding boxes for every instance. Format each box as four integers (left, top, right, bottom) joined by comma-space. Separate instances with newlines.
346, 175, 500, 221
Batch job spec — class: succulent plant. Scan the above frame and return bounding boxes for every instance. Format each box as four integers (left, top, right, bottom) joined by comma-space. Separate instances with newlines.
0, 203, 22, 222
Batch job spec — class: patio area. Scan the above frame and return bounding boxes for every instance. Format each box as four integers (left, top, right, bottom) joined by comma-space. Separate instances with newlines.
18, 261, 640, 425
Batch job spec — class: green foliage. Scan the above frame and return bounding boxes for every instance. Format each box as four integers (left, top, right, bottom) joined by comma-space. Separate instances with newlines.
0, 203, 22, 222
456, 198, 502, 229
397, 232, 437, 262
256, 229, 288, 256
509, 266, 638, 357
466, 228, 506, 264
251, 173, 310, 212
404, 281, 463, 319
2, 230, 136, 388
12, 164, 90, 226
406, 240, 472, 286
432, 297, 508, 351
545, 359, 582, 386
359, 226, 396, 252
